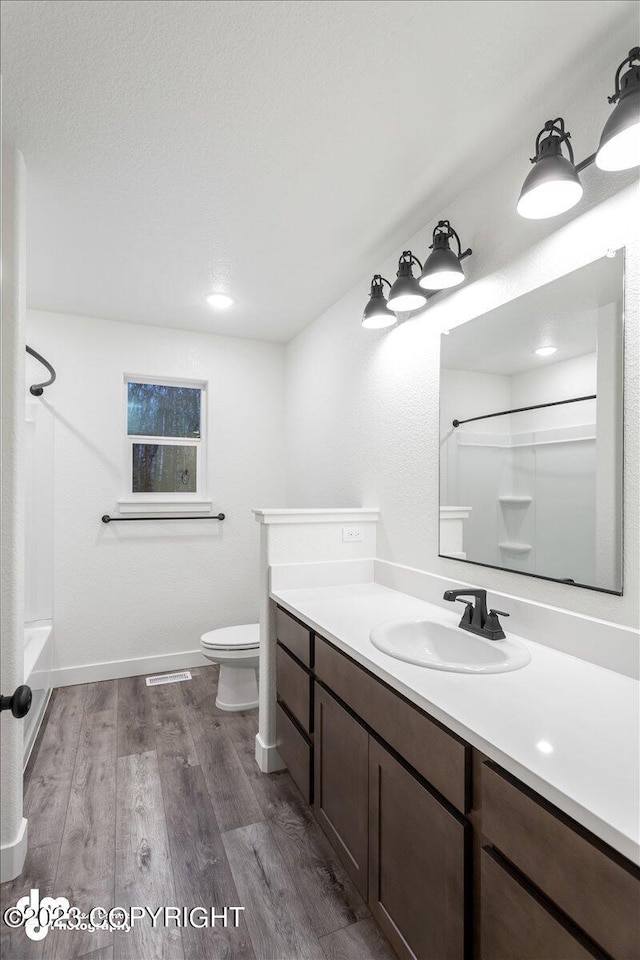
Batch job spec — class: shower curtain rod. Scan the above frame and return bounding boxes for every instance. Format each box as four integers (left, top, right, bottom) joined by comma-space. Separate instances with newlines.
452, 394, 596, 428
26, 345, 56, 395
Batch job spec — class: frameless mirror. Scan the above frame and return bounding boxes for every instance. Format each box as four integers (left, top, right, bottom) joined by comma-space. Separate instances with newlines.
439, 252, 624, 594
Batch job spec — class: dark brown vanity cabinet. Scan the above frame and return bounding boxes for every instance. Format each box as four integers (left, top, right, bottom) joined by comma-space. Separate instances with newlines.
314, 683, 369, 897
313, 673, 468, 959
275, 608, 314, 802
274, 606, 640, 960
369, 738, 467, 960
480, 848, 598, 960
480, 762, 640, 960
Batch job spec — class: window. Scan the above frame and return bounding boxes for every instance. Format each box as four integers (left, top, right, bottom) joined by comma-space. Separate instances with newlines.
123, 377, 207, 506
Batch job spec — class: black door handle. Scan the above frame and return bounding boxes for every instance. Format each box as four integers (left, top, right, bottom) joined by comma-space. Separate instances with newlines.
0, 685, 33, 718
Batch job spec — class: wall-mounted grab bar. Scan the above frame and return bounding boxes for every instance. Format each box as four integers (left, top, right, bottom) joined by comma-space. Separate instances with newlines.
26, 345, 57, 395
102, 513, 225, 523
452, 394, 596, 428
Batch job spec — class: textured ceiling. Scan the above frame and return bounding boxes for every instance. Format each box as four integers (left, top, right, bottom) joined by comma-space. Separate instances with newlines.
1, 0, 635, 341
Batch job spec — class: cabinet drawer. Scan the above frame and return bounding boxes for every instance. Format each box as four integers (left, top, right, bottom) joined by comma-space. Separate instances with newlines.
276, 643, 312, 735
275, 606, 313, 667
480, 848, 599, 959
482, 762, 640, 959
315, 636, 469, 812
276, 703, 312, 803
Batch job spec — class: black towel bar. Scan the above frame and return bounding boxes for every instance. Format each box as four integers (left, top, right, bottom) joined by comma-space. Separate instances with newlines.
102, 513, 225, 523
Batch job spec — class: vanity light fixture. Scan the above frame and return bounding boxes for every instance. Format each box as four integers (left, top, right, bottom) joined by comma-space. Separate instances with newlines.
596, 47, 640, 171
518, 48, 640, 219
517, 118, 584, 220
362, 275, 397, 329
535, 346, 557, 357
206, 292, 235, 309
419, 220, 472, 290
386, 251, 428, 312
362, 224, 473, 329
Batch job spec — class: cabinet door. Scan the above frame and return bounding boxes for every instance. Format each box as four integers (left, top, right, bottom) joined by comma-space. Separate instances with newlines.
369, 738, 468, 960
314, 684, 369, 897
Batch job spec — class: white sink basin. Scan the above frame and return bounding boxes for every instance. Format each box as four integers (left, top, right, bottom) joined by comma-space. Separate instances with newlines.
369, 619, 531, 674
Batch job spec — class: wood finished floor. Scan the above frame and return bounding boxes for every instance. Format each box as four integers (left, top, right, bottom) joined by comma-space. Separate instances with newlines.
0, 667, 394, 960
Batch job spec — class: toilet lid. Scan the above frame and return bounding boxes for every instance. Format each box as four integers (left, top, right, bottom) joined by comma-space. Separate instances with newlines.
201, 623, 260, 651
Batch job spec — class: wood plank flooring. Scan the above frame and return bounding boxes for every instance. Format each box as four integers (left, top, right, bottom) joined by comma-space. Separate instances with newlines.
0, 666, 394, 960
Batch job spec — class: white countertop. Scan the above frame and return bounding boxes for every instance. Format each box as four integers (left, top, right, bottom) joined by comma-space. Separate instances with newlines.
270, 581, 640, 865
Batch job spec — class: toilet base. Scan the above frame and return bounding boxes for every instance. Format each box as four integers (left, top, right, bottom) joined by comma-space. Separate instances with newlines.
215, 661, 259, 712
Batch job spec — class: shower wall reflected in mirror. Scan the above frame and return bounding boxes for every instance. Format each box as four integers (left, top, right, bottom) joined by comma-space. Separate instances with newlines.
439, 252, 624, 594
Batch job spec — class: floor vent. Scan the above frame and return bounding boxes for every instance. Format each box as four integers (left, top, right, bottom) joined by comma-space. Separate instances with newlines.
145, 670, 192, 687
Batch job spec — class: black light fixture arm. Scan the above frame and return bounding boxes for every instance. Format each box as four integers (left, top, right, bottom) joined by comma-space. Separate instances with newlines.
608, 46, 640, 103
431, 220, 472, 261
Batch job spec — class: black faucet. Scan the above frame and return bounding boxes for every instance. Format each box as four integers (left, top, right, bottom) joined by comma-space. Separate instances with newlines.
442, 588, 509, 641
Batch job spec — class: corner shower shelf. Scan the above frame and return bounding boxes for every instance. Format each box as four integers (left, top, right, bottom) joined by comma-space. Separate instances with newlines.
498, 495, 533, 506
498, 541, 533, 554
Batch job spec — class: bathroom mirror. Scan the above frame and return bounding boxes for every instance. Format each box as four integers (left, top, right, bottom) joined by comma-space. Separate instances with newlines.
439, 252, 624, 594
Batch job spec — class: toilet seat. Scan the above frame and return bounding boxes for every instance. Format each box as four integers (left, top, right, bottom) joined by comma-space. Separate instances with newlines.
200, 623, 259, 652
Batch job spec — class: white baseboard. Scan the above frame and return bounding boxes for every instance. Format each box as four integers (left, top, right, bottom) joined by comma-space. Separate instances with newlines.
255, 733, 285, 772
51, 649, 209, 687
0, 817, 28, 883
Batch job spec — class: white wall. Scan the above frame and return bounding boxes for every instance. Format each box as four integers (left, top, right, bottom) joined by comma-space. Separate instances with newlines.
285, 66, 639, 628
24, 400, 54, 623
510, 353, 597, 431
26, 310, 286, 682
1, 148, 28, 880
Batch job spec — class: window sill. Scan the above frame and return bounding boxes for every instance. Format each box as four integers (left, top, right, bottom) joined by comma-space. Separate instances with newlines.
117, 498, 213, 515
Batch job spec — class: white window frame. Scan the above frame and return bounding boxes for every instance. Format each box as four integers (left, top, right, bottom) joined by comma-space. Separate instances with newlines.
118, 373, 212, 514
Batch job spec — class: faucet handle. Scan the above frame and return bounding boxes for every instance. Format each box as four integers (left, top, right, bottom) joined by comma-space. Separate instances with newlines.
489, 608, 510, 618
455, 599, 473, 624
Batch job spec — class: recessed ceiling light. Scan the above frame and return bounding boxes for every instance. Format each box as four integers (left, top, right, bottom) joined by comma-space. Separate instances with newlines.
536, 739, 554, 755
535, 346, 557, 357
206, 292, 235, 309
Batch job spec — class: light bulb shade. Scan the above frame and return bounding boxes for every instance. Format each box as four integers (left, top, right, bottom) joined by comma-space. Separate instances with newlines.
362, 277, 396, 329
362, 298, 396, 328
517, 134, 583, 220
419, 245, 465, 290
386, 257, 427, 311
596, 67, 640, 171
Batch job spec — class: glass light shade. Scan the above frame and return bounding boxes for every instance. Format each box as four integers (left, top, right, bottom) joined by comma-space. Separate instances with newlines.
387, 292, 427, 311
387, 275, 427, 312
362, 282, 396, 329
362, 309, 397, 329
596, 85, 640, 171
419, 247, 465, 290
517, 148, 583, 220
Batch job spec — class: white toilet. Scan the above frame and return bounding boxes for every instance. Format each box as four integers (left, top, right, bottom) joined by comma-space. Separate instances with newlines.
200, 623, 260, 711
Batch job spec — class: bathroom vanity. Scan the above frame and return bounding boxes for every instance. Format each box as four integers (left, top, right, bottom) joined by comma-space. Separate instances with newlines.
273, 600, 639, 960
